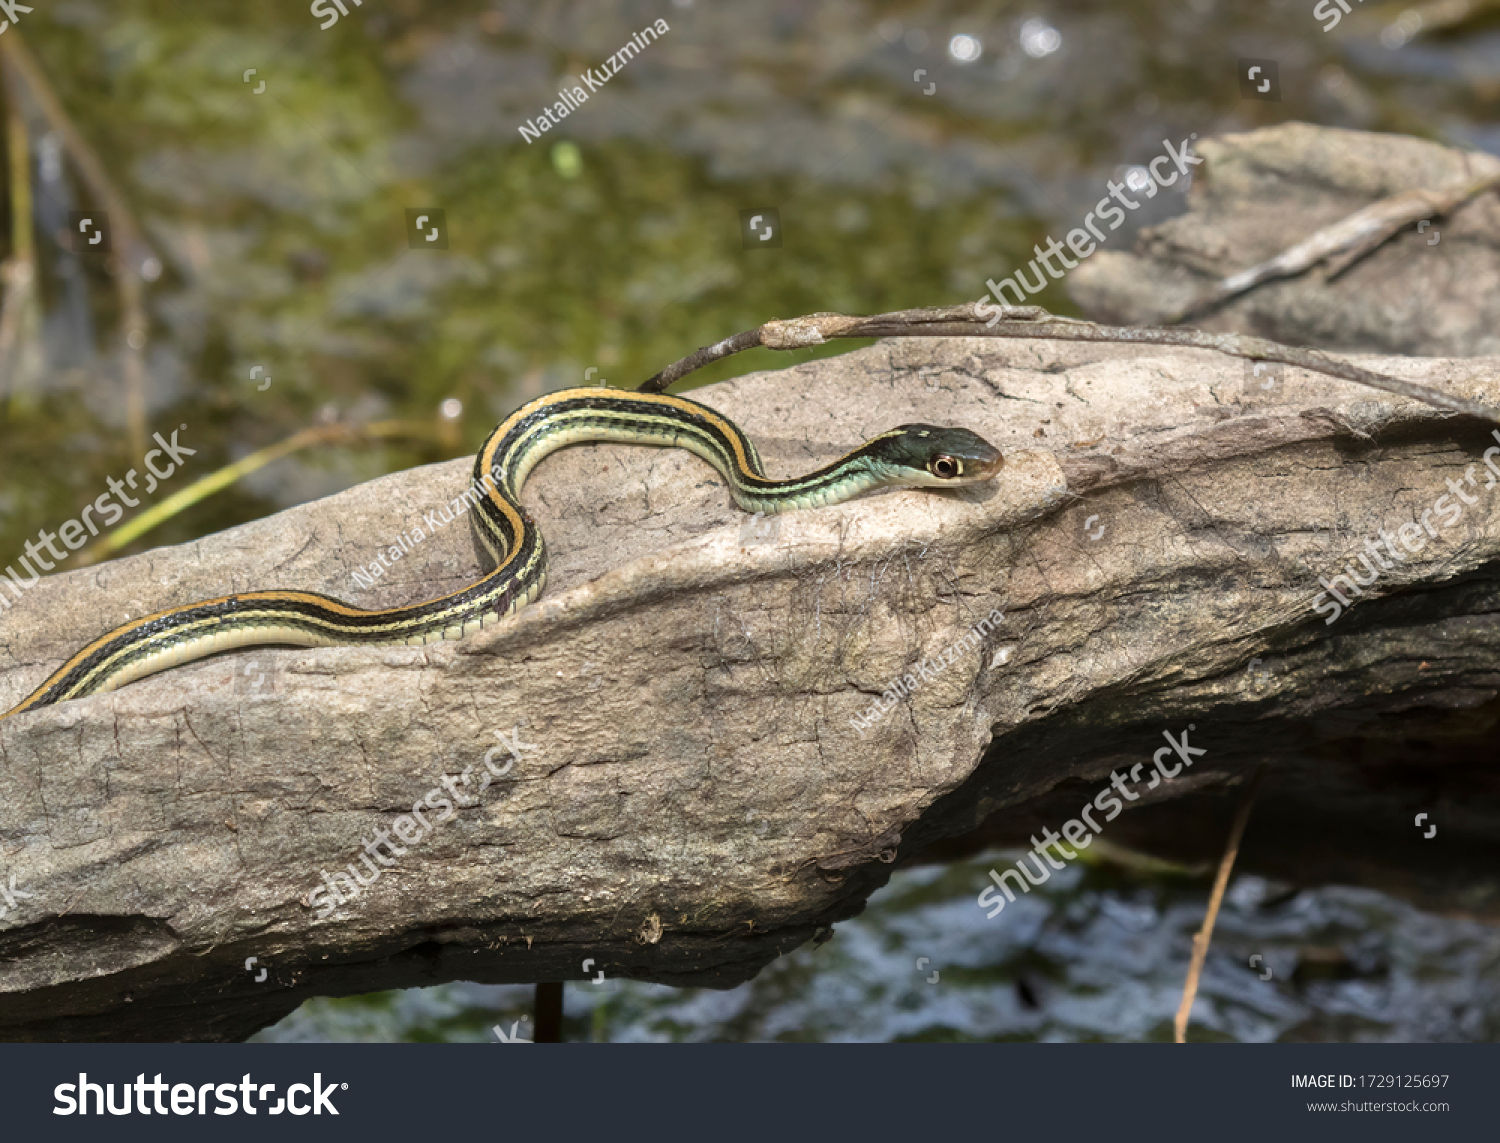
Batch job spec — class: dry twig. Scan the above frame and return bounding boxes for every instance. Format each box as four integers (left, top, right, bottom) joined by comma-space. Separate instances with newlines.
0, 47, 38, 402
1173, 768, 1265, 1044
73, 419, 449, 567
0, 31, 156, 456
636, 303, 1500, 422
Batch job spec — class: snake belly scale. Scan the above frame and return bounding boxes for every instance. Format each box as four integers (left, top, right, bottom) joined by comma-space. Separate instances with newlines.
0, 388, 1003, 721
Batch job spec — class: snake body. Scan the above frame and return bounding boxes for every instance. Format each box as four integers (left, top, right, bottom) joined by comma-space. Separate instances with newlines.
0, 388, 1002, 721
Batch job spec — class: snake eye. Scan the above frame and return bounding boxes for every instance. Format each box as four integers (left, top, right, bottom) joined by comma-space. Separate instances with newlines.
930, 455, 960, 479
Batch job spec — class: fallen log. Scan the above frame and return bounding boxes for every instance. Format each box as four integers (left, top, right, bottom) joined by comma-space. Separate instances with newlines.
2, 330, 1498, 1040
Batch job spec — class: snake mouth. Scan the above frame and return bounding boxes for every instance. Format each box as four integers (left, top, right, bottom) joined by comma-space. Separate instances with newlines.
949, 445, 1002, 483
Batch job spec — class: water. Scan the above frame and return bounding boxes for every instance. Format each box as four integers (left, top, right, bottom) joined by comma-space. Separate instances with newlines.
257, 851, 1500, 1042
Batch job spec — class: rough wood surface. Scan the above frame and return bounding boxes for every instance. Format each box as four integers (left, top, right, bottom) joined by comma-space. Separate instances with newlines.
3, 329, 1499, 1040
1070, 122, 1500, 355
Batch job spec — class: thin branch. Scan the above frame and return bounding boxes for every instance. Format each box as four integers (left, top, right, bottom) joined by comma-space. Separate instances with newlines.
533, 983, 563, 1043
1173, 767, 1265, 1044
0, 47, 38, 404
74, 419, 448, 567
0, 31, 155, 456
636, 328, 764, 394
635, 303, 1500, 422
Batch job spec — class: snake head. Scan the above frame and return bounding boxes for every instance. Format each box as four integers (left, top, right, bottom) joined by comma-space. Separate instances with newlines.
874, 424, 1004, 487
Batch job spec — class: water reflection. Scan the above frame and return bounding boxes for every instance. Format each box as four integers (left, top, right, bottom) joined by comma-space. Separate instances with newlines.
259, 853, 1500, 1042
